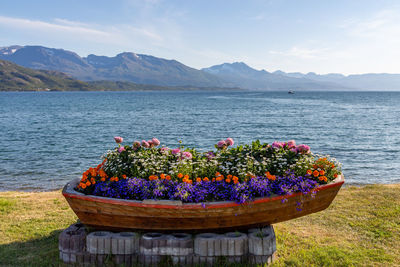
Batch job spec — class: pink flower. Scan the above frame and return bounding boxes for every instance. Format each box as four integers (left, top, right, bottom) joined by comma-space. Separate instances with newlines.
141, 140, 150, 148
171, 148, 181, 155
160, 147, 169, 153
114, 136, 123, 143
225, 138, 234, 146
152, 138, 160, 146
271, 141, 284, 149
118, 146, 125, 153
133, 141, 141, 148
287, 140, 296, 148
182, 151, 192, 160
297, 144, 310, 154
147, 140, 154, 148
217, 140, 226, 148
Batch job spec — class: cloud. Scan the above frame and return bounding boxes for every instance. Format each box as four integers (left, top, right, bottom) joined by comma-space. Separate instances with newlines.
0, 15, 166, 52
343, 8, 400, 42
269, 46, 331, 59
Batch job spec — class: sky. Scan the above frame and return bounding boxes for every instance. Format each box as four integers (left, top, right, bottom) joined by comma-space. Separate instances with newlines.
0, 0, 399, 74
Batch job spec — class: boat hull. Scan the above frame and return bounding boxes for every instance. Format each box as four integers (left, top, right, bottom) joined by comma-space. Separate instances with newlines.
63, 176, 344, 232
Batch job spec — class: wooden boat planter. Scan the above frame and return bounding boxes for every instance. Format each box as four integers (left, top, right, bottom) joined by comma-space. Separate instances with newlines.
63, 175, 344, 232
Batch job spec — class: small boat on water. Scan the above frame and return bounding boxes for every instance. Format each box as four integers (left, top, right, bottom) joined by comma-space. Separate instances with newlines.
62, 175, 344, 232
288, 90, 295, 94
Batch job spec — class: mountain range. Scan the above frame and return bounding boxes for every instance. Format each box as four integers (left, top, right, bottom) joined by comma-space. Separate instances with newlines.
0, 59, 238, 91
1, 45, 400, 90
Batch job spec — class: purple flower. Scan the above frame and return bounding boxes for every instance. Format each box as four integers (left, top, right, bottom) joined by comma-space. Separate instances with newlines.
118, 146, 125, 153
217, 140, 226, 148
114, 136, 123, 143
206, 151, 215, 160
152, 138, 160, 146
225, 138, 234, 146
171, 148, 181, 155
141, 140, 150, 148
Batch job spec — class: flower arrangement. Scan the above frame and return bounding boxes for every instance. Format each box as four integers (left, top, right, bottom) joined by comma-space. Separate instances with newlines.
76, 138, 341, 204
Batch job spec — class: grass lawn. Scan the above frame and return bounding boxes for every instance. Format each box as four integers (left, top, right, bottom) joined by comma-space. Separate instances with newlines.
0, 184, 399, 266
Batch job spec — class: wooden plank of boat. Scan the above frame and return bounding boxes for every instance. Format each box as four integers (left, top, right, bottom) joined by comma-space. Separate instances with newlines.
62, 175, 344, 232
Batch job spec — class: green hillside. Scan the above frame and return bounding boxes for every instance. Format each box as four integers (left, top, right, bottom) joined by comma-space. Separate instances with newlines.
0, 59, 91, 91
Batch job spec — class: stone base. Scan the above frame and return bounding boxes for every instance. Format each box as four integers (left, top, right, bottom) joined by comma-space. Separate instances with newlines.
59, 223, 276, 266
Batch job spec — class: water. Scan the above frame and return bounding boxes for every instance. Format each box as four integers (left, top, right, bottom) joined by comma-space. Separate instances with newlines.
1, 90, 399, 191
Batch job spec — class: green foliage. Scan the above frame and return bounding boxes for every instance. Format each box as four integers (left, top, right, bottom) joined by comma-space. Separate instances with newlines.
101, 139, 341, 184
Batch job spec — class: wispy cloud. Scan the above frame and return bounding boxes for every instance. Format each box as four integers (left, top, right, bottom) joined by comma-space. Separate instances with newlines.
0, 16, 109, 37
0, 15, 168, 54
340, 8, 400, 42
269, 46, 331, 59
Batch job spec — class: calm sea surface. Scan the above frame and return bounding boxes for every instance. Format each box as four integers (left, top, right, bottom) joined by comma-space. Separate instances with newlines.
1, 91, 399, 191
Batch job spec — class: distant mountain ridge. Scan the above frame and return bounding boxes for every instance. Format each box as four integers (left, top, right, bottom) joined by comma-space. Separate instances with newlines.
272, 70, 400, 90
1, 45, 400, 90
0, 59, 239, 91
202, 62, 346, 90
0, 45, 226, 87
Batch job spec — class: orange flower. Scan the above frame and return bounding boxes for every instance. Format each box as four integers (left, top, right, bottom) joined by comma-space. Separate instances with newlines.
234, 180, 238, 184
86, 181, 91, 186
149, 175, 158, 181
333, 173, 338, 178
216, 176, 223, 182
319, 170, 325, 176
166, 175, 171, 180
319, 176, 327, 182
89, 168, 96, 177
203, 177, 209, 182
225, 178, 231, 183
265, 171, 276, 181
307, 169, 312, 175
232, 176, 239, 181
99, 169, 107, 178
227, 174, 233, 179
122, 174, 127, 179
188, 179, 193, 184
81, 183, 87, 189
196, 177, 202, 183
100, 177, 106, 182
160, 173, 166, 179
313, 170, 319, 177
177, 173, 183, 179
184, 174, 189, 180
114, 177, 119, 182
212, 178, 215, 182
